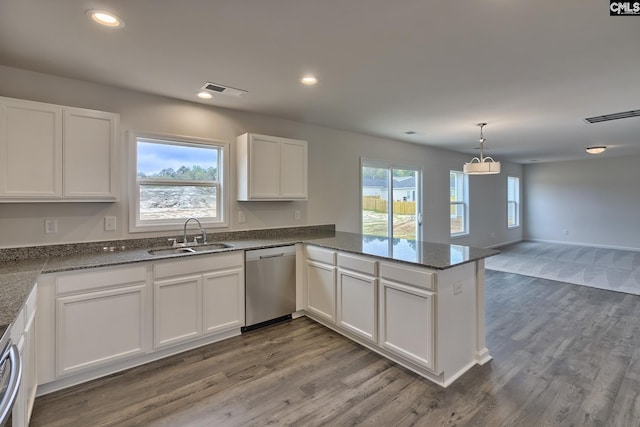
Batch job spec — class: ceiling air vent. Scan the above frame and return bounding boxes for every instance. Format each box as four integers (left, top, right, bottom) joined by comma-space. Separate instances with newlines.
201, 82, 247, 97
585, 109, 640, 124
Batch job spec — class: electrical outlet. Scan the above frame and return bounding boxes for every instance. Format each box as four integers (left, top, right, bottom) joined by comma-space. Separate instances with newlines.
104, 216, 117, 231
238, 211, 246, 223
453, 282, 463, 295
562, 228, 569, 236
294, 210, 301, 221
45, 219, 57, 234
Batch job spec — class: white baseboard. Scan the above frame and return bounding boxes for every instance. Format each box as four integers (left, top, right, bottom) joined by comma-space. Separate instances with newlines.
526, 238, 640, 252
485, 238, 524, 249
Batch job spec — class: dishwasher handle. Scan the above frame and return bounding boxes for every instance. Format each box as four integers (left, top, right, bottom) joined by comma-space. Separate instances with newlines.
0, 342, 22, 426
260, 253, 286, 259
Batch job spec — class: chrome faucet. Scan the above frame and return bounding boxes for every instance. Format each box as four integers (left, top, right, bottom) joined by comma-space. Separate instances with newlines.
182, 217, 207, 245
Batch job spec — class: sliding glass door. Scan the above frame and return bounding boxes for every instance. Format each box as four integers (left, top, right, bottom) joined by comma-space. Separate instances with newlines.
361, 161, 421, 241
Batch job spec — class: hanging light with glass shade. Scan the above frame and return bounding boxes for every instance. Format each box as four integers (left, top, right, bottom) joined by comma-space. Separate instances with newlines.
463, 123, 501, 175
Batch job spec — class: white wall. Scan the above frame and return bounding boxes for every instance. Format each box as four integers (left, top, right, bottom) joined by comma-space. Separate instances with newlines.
524, 157, 640, 250
0, 65, 521, 249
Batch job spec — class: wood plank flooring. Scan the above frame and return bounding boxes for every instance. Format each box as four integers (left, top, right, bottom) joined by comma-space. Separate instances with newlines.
30, 270, 640, 426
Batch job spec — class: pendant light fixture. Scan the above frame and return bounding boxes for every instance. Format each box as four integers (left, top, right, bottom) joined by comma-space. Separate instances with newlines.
463, 123, 501, 175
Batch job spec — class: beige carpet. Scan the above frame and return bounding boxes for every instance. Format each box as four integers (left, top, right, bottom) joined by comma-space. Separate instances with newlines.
485, 241, 640, 295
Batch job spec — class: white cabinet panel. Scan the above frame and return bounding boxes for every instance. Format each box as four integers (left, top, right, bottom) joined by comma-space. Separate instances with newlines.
248, 134, 281, 198
0, 98, 62, 198
280, 139, 307, 198
9, 284, 37, 427
237, 133, 307, 200
202, 268, 244, 334
154, 275, 202, 348
337, 269, 377, 343
56, 283, 147, 377
63, 107, 118, 199
306, 260, 336, 322
379, 279, 435, 372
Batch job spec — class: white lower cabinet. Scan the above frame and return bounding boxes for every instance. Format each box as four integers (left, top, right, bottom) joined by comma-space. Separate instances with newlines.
379, 279, 435, 371
153, 252, 244, 349
154, 275, 202, 348
9, 284, 37, 427
306, 261, 336, 322
302, 245, 483, 387
36, 252, 244, 394
336, 253, 378, 344
202, 269, 245, 334
54, 266, 149, 377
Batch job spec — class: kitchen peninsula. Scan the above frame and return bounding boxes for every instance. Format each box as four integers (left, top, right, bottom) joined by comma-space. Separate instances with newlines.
0, 226, 497, 405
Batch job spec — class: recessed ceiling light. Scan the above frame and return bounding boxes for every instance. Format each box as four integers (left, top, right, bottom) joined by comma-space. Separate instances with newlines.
300, 75, 318, 85
585, 146, 606, 154
86, 9, 125, 28
197, 91, 213, 99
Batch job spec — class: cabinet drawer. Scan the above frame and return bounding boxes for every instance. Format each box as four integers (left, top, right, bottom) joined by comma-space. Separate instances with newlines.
338, 253, 377, 276
56, 265, 148, 295
306, 245, 336, 265
154, 252, 243, 279
380, 262, 435, 291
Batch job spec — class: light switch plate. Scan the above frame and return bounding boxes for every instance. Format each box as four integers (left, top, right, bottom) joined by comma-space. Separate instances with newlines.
238, 211, 246, 223
453, 282, 463, 295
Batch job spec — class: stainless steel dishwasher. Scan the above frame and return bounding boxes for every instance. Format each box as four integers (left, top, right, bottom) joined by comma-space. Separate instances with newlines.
243, 245, 296, 331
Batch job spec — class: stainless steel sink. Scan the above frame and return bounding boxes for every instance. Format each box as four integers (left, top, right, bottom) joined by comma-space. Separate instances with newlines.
148, 242, 233, 256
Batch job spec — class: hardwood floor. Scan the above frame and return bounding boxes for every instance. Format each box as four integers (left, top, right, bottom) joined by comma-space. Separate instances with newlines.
30, 270, 640, 426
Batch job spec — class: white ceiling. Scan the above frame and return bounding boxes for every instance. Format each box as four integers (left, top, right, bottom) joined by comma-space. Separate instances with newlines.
1, 0, 639, 163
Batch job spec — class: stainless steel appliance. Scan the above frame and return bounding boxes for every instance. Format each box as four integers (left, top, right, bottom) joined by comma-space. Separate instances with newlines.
0, 335, 22, 427
243, 245, 296, 331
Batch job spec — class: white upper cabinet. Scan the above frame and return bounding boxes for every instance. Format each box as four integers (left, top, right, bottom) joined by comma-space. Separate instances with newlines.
0, 96, 119, 202
0, 98, 63, 198
237, 133, 307, 201
63, 107, 118, 199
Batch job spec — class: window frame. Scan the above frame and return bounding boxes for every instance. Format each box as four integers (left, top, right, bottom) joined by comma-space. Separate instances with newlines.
128, 131, 229, 233
507, 176, 520, 229
450, 170, 469, 237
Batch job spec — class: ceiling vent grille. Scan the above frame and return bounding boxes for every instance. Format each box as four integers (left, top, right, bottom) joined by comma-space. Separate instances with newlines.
585, 109, 640, 124
201, 82, 247, 97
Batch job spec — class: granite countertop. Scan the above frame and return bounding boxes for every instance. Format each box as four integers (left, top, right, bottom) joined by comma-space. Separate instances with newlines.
0, 226, 498, 340
309, 232, 499, 269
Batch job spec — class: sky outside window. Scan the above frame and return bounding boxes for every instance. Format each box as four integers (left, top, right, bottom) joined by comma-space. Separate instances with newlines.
137, 139, 218, 177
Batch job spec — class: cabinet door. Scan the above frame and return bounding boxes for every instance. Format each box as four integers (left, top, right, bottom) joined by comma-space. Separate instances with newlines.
306, 260, 336, 322
0, 98, 62, 198
337, 269, 377, 343
154, 275, 202, 348
249, 134, 281, 198
202, 267, 244, 335
63, 107, 118, 200
280, 138, 307, 199
56, 284, 148, 377
379, 280, 435, 371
